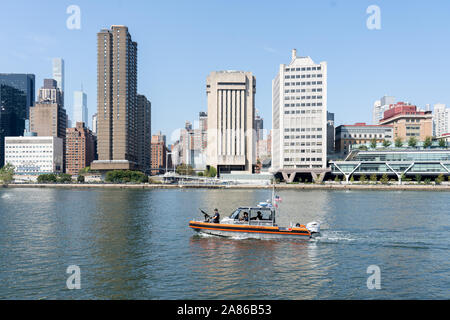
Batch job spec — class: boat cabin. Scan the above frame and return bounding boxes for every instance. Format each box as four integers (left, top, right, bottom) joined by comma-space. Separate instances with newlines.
228, 206, 276, 226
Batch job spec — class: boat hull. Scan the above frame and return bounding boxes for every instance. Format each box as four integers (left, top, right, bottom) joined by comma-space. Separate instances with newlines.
189, 221, 312, 240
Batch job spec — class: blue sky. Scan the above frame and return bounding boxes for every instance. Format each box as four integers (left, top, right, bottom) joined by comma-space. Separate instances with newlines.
1, 0, 449, 142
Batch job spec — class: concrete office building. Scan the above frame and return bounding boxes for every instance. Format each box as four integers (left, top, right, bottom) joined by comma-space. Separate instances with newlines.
4, 136, 63, 174
73, 90, 88, 126
0, 73, 35, 166
379, 102, 432, 141
65, 122, 96, 175
206, 71, 256, 174
271, 49, 328, 183
91, 25, 139, 171
433, 103, 449, 137
30, 79, 67, 171
38, 79, 63, 105
30, 79, 67, 140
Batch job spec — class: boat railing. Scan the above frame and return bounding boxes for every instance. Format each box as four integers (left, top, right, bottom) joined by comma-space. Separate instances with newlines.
249, 220, 274, 227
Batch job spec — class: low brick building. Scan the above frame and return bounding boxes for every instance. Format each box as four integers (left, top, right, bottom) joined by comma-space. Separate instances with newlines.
379, 102, 432, 142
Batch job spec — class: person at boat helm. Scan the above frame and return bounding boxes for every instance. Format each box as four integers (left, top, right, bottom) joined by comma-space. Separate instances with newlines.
240, 212, 249, 222
256, 211, 263, 220
211, 208, 220, 223
250, 211, 263, 221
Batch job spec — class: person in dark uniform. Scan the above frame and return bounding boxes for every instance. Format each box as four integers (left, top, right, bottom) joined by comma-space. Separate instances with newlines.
212, 208, 220, 223
240, 212, 249, 222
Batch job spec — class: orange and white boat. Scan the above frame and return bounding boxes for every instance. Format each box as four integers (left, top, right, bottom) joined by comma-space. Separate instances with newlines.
189, 201, 320, 240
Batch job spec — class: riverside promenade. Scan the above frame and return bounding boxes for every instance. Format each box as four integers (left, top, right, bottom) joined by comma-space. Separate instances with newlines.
3, 183, 450, 191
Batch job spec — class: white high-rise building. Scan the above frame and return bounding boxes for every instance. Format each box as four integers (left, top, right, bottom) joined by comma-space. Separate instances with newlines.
73, 91, 88, 125
372, 96, 396, 124
433, 103, 450, 137
52, 58, 64, 103
272, 49, 327, 173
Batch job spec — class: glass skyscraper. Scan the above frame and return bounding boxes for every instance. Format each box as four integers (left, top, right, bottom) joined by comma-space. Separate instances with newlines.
0, 73, 35, 166
52, 58, 64, 104
73, 90, 88, 125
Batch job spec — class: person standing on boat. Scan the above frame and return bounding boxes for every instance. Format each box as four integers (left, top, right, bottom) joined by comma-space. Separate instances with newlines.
212, 209, 220, 223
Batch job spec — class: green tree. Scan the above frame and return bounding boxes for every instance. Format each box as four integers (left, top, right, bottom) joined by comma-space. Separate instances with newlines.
414, 174, 422, 183
37, 173, 58, 183
359, 174, 367, 183
370, 139, 377, 149
334, 175, 341, 183
58, 173, 72, 183
204, 166, 217, 178
176, 164, 194, 176
370, 174, 377, 182
395, 137, 403, 148
382, 139, 392, 148
349, 175, 355, 183
78, 166, 91, 174
408, 136, 418, 148
77, 175, 85, 183
438, 139, 447, 148
423, 136, 432, 148
435, 174, 445, 185
105, 170, 148, 183
0, 163, 15, 185
380, 173, 389, 184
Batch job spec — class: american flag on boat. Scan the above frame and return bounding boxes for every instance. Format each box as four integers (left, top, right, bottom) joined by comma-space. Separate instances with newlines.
274, 195, 282, 202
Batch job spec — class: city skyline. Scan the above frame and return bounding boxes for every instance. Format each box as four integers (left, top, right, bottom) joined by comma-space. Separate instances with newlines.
1, 1, 450, 142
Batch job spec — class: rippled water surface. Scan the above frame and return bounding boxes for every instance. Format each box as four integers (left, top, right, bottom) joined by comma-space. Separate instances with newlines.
0, 188, 448, 299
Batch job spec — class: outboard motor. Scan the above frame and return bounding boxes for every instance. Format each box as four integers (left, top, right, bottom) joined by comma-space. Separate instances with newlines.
306, 221, 320, 234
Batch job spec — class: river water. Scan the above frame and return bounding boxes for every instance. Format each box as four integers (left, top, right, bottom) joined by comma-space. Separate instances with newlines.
0, 187, 448, 299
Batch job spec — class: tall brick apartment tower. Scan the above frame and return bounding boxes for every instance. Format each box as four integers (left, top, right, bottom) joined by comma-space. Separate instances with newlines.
91, 25, 138, 171
136, 94, 151, 174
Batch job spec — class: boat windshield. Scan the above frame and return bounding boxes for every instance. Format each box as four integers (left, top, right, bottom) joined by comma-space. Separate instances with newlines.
229, 209, 241, 219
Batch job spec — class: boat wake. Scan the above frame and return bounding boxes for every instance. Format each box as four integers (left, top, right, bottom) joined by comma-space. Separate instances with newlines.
312, 230, 357, 243
196, 232, 220, 239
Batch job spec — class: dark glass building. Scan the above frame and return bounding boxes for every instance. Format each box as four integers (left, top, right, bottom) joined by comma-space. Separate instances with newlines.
0, 74, 35, 166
